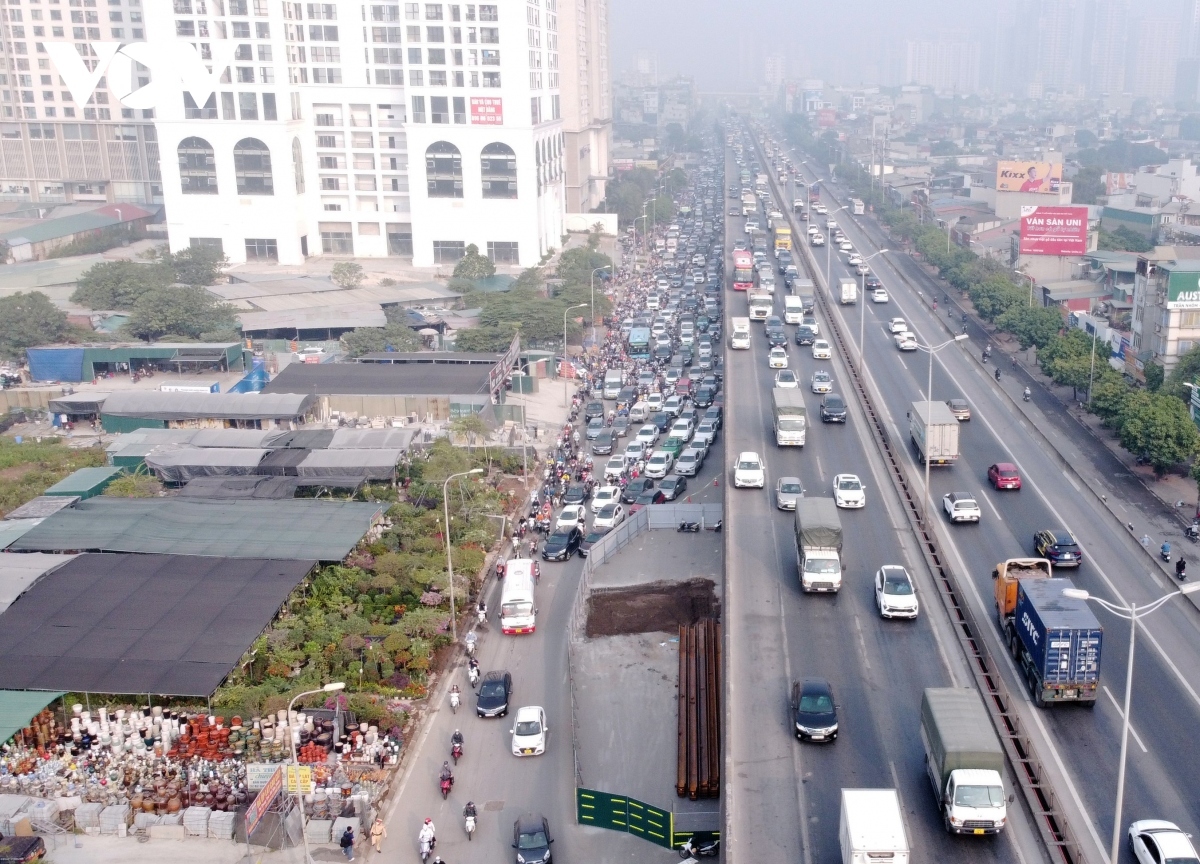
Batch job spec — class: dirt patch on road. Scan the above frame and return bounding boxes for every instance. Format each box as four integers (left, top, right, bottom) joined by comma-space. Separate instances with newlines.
585, 578, 719, 637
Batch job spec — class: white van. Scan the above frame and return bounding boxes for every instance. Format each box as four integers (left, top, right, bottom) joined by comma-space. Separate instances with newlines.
500, 560, 537, 635
603, 369, 624, 400
784, 296, 804, 324
629, 401, 649, 422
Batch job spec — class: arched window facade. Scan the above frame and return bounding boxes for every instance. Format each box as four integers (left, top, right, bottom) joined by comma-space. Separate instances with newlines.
425, 141, 462, 198
292, 138, 305, 194
178, 137, 217, 195
481, 142, 517, 199
233, 137, 273, 195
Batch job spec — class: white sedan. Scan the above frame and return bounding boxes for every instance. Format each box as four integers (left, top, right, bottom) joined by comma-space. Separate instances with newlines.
510, 705, 548, 756
895, 331, 918, 351
635, 424, 659, 448
556, 505, 587, 531
811, 340, 832, 359
734, 451, 766, 488
768, 346, 789, 368
603, 457, 626, 481
811, 370, 833, 393
591, 485, 620, 513
872, 288, 889, 303
1129, 822, 1200, 864
847, 254, 864, 267
833, 474, 866, 508
887, 318, 908, 333
592, 502, 626, 530
774, 369, 799, 388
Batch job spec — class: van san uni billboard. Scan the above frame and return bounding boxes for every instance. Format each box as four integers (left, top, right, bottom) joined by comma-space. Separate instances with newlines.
997, 161, 1063, 194
1019, 206, 1088, 256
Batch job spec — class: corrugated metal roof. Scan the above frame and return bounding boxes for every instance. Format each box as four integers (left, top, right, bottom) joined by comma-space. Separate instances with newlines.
237, 304, 387, 332
234, 283, 462, 312
100, 391, 316, 420
0, 254, 105, 289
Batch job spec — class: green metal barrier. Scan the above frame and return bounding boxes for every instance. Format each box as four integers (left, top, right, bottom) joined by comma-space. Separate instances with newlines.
575, 788, 673, 848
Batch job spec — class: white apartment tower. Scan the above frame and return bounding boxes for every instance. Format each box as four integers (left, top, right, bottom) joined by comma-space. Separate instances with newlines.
0, 0, 160, 204
148, 0, 564, 266
557, 0, 608, 213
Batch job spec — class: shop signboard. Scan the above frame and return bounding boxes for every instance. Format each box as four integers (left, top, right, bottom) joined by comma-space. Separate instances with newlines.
245, 765, 282, 837
997, 161, 1063, 194
470, 97, 503, 125
284, 765, 313, 794
1166, 268, 1200, 309
1019, 206, 1088, 256
245, 762, 279, 791
488, 331, 521, 396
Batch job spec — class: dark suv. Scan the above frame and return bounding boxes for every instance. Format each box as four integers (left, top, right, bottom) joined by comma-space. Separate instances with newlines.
477, 670, 513, 718
821, 394, 847, 423
1034, 529, 1083, 567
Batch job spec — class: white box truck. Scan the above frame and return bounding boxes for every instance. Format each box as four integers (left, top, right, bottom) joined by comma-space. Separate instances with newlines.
772, 389, 807, 446
783, 295, 804, 324
838, 277, 857, 305
920, 688, 1009, 835
730, 317, 751, 350
909, 401, 961, 465
840, 789, 910, 864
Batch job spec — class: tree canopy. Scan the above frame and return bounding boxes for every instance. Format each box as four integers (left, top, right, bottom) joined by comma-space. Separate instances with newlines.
70, 260, 174, 310
125, 287, 236, 341
330, 261, 365, 290
0, 292, 68, 359
452, 244, 496, 280
340, 322, 422, 357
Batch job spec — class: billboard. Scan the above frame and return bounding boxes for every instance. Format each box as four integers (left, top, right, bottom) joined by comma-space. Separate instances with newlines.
470, 97, 503, 125
1166, 269, 1200, 309
1019, 206, 1088, 256
997, 161, 1063, 194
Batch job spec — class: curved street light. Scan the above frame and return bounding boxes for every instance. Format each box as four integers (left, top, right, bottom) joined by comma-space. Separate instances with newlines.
1062, 583, 1200, 864
590, 265, 611, 347
914, 334, 969, 524
290, 681, 345, 863
443, 468, 485, 642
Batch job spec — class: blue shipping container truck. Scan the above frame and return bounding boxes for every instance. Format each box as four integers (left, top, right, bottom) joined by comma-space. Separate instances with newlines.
1012, 578, 1102, 707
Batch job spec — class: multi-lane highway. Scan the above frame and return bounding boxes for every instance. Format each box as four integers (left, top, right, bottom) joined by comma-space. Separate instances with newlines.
724, 122, 1200, 864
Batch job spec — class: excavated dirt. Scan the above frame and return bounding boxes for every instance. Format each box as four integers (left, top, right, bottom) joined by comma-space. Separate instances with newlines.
585, 577, 719, 637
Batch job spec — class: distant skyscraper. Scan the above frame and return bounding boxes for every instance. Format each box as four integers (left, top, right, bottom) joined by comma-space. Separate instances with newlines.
1034, 0, 1086, 91
1184, 0, 1200, 58
1088, 0, 1129, 96
904, 36, 981, 93
1129, 18, 1179, 100
764, 54, 786, 90
634, 50, 659, 88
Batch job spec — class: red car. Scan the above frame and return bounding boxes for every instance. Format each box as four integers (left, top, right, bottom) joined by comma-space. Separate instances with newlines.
629, 490, 667, 512
988, 462, 1021, 490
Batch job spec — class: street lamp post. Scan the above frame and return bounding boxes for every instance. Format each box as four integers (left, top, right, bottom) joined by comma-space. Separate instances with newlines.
858, 249, 889, 371
1062, 584, 1200, 864
1015, 270, 1036, 307
443, 468, 484, 643
916, 334, 969, 524
825, 205, 848, 294
289, 681, 345, 864
562, 303, 587, 407
633, 215, 648, 265
589, 265, 611, 348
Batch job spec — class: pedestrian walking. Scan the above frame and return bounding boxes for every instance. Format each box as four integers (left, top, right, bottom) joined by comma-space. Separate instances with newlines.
369, 818, 387, 853
340, 826, 356, 860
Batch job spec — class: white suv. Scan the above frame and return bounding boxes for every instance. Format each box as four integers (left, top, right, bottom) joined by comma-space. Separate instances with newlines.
734, 451, 766, 488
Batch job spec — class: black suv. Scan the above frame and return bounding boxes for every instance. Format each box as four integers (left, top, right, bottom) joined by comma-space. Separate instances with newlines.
513, 814, 553, 864
584, 401, 605, 421
477, 671, 513, 718
621, 477, 656, 503
821, 394, 847, 423
1034, 529, 1083, 567
541, 527, 583, 561
795, 325, 817, 345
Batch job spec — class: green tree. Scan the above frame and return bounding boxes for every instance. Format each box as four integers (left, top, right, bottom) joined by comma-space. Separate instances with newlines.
1088, 368, 1130, 423
1144, 360, 1164, 392
454, 324, 519, 352
1164, 344, 1200, 400
453, 243, 496, 279
996, 305, 1062, 349
340, 322, 422, 357
1074, 129, 1099, 148
1072, 167, 1105, 205
71, 260, 174, 310
330, 261, 365, 289
0, 291, 68, 359
1117, 391, 1200, 475
511, 268, 542, 292
1097, 226, 1153, 253
163, 245, 228, 287
556, 247, 612, 288
969, 276, 1025, 321
125, 287, 236, 340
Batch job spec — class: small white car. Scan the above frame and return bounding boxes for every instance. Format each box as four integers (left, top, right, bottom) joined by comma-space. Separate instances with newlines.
623, 439, 647, 465
768, 346, 789, 368
555, 505, 587, 531
775, 369, 799, 388
833, 474, 866, 508
826, 218, 838, 229
875, 565, 919, 619
811, 340, 832, 359
669, 418, 694, 440
847, 254, 863, 266
855, 262, 870, 275
592, 502, 626, 529
510, 705, 548, 756
645, 393, 664, 412
942, 493, 981, 523
664, 395, 684, 416
733, 451, 766, 488
872, 287, 889, 303
811, 370, 833, 393
644, 450, 675, 479
839, 242, 854, 254
604, 456, 626, 481
895, 331, 918, 351
888, 318, 908, 334
635, 424, 659, 448
1129, 822, 1200, 864
810, 234, 825, 247
591, 485, 619, 513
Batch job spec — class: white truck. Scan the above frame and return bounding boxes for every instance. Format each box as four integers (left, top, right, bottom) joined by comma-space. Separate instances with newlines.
790, 278, 816, 312
839, 789, 910, 864
730, 317, 751, 350
909, 401, 961, 465
602, 368, 624, 400
920, 688, 1008, 835
748, 292, 773, 321
783, 295, 804, 324
772, 389, 807, 446
794, 498, 842, 592
838, 277, 857, 305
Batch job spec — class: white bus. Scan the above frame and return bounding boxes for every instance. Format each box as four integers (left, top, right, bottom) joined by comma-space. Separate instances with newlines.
850, 198, 865, 215
500, 559, 538, 635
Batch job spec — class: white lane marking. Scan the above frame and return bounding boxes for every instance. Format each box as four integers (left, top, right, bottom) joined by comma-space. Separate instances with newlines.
1102, 686, 1148, 753
1062, 470, 1081, 492
852, 614, 873, 674
980, 490, 1003, 521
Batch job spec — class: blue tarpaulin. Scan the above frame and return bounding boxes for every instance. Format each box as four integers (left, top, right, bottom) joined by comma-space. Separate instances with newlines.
27, 348, 85, 382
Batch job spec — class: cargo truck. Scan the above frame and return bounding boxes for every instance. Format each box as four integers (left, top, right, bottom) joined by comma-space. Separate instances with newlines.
748, 292, 773, 321
742, 190, 757, 216
602, 368, 624, 400
790, 278, 816, 312
772, 389, 807, 446
838, 277, 857, 304
1007, 578, 1102, 707
909, 401, 960, 465
783, 295, 804, 324
794, 498, 842, 592
920, 688, 1009, 835
839, 789, 909, 864
730, 317, 751, 349
992, 558, 1053, 628
774, 225, 793, 256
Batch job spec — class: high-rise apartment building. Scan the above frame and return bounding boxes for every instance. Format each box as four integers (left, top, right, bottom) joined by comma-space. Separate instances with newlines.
558, 0, 609, 213
632, 48, 656, 87
763, 54, 785, 90
904, 37, 980, 94
0, 0, 160, 204
1033, 0, 1086, 92
1086, 0, 1128, 96
1128, 17, 1178, 100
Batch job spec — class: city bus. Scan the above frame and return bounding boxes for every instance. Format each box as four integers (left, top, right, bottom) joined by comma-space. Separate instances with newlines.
627, 326, 651, 359
500, 559, 537, 634
732, 249, 756, 291
850, 198, 865, 215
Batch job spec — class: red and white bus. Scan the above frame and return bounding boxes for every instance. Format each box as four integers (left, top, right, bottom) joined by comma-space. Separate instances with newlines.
732, 249, 755, 291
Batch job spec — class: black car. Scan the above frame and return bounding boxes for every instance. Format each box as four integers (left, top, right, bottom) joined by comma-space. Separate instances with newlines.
477, 670, 513, 718
659, 475, 688, 501
563, 483, 589, 506
513, 813, 553, 864
795, 325, 817, 345
584, 401, 605, 421
617, 386, 637, 406
579, 529, 609, 558
542, 527, 583, 561
611, 416, 630, 438
791, 678, 838, 742
766, 327, 788, 347
621, 477, 656, 503
631, 490, 667, 511
694, 386, 716, 408
1034, 529, 1083, 567
591, 430, 613, 455
650, 411, 672, 432
865, 274, 883, 289
703, 405, 723, 429
821, 394, 847, 423
654, 344, 672, 362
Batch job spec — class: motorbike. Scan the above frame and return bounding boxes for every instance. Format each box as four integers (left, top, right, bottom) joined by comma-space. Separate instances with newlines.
477, 606, 488, 627
678, 835, 720, 858
439, 775, 453, 800
1023, 388, 1031, 402
449, 689, 461, 714
465, 633, 477, 658
1161, 543, 1172, 563
451, 741, 463, 765
678, 520, 701, 533
468, 664, 480, 688
1186, 521, 1200, 543
994, 368, 1001, 381
420, 837, 433, 861
465, 815, 476, 841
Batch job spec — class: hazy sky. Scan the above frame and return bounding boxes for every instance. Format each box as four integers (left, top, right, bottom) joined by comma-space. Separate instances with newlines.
609, 0, 1186, 91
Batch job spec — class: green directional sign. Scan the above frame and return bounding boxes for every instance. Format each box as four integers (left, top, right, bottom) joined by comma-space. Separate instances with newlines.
575, 788, 673, 848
